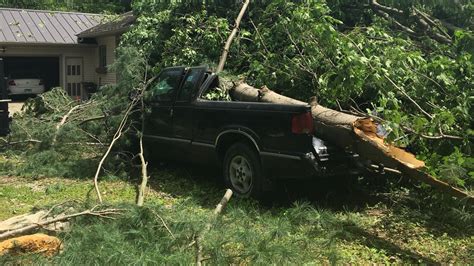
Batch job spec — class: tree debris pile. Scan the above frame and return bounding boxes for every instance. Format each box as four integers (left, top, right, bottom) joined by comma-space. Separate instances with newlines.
0, 202, 125, 258
0, 1, 472, 202
0, 48, 148, 179
121, 0, 473, 197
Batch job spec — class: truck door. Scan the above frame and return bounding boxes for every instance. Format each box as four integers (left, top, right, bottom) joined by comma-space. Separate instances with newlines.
143, 67, 185, 158
172, 67, 207, 162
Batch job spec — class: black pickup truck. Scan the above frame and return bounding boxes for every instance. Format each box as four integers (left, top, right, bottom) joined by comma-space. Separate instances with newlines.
143, 66, 359, 197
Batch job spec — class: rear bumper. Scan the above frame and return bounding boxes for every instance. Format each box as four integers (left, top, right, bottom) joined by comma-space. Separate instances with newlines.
8, 86, 45, 95
261, 137, 361, 179
261, 151, 360, 179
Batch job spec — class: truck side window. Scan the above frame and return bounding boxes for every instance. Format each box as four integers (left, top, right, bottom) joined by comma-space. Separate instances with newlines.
149, 69, 182, 102
177, 69, 203, 101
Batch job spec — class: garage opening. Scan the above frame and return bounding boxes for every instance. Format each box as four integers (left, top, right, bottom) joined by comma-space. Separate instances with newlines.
4, 57, 60, 92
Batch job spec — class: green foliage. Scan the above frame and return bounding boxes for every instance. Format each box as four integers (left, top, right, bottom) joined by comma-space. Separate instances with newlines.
328, 0, 474, 30
1, 2, 472, 263
118, 0, 473, 189
0, 0, 131, 13
202, 87, 231, 101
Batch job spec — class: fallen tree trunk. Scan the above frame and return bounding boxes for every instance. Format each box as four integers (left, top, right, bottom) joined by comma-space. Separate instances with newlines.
217, 0, 471, 203
230, 82, 473, 204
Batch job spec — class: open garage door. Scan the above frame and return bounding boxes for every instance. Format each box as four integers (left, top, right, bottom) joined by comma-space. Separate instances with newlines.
4, 57, 60, 92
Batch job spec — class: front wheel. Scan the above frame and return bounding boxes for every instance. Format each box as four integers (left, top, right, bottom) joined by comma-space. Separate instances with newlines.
223, 143, 263, 197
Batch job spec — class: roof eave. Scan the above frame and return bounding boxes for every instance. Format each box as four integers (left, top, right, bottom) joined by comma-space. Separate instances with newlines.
0, 41, 97, 47
77, 27, 131, 38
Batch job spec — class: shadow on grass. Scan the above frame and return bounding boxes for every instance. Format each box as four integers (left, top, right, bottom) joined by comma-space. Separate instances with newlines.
145, 161, 226, 209
138, 160, 472, 263
340, 225, 441, 264
144, 161, 385, 209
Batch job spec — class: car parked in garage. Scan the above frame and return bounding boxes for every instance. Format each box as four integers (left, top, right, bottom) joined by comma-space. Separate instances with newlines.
7, 72, 45, 96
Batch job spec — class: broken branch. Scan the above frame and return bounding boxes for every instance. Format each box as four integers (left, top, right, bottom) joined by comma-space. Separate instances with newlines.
216, 0, 250, 73
93, 100, 137, 203
0, 207, 124, 241
369, 0, 452, 44
195, 189, 233, 266
369, 0, 405, 17
52, 103, 89, 145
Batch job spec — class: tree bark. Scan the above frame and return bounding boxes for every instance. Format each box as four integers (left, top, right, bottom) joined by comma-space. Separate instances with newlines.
216, 0, 250, 73
230, 83, 473, 204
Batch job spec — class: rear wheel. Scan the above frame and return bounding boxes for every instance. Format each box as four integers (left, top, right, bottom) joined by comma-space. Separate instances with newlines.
223, 143, 263, 197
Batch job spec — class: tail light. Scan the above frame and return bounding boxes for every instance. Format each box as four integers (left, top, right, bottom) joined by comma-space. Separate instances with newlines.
8, 80, 15, 86
39, 79, 44, 85
291, 112, 314, 134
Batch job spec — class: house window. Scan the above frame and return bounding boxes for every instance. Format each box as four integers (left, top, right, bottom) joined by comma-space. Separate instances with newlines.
99, 45, 107, 68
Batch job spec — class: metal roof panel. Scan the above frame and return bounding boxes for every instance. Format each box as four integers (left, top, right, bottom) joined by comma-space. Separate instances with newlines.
3, 10, 26, 42
22, 11, 46, 42
29, 11, 55, 43
0, 12, 16, 41
0, 8, 102, 44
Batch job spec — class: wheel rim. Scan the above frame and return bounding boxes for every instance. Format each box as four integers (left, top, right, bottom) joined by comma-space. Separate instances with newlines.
229, 155, 253, 194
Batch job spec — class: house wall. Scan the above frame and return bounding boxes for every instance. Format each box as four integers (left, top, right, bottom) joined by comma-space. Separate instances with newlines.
1, 35, 121, 97
1, 44, 96, 89
95, 35, 117, 86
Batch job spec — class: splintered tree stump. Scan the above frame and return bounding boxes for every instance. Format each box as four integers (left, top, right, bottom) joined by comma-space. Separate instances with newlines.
229, 81, 473, 203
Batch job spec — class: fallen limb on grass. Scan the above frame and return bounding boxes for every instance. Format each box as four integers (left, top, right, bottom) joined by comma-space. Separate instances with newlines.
0, 206, 125, 241
195, 189, 233, 266
230, 82, 474, 204
0, 234, 62, 256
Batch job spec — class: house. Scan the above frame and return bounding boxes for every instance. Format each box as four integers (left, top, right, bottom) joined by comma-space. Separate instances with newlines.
0, 8, 135, 99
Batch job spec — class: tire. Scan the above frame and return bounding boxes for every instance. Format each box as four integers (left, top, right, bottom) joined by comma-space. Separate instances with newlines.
223, 142, 263, 198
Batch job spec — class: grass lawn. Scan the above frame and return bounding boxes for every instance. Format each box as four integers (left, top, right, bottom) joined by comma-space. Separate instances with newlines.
0, 161, 473, 264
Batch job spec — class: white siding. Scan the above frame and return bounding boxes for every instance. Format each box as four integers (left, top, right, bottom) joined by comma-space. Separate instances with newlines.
3, 44, 96, 88
2, 35, 121, 91
95, 35, 117, 86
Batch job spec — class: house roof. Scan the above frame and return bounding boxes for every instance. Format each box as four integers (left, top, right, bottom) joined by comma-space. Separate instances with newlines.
0, 8, 102, 45
77, 11, 135, 38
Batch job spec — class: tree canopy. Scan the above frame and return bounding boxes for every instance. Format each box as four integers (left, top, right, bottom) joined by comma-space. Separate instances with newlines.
0, 0, 131, 14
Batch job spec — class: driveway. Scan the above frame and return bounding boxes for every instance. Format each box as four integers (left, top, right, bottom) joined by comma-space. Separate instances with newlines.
8, 101, 24, 114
